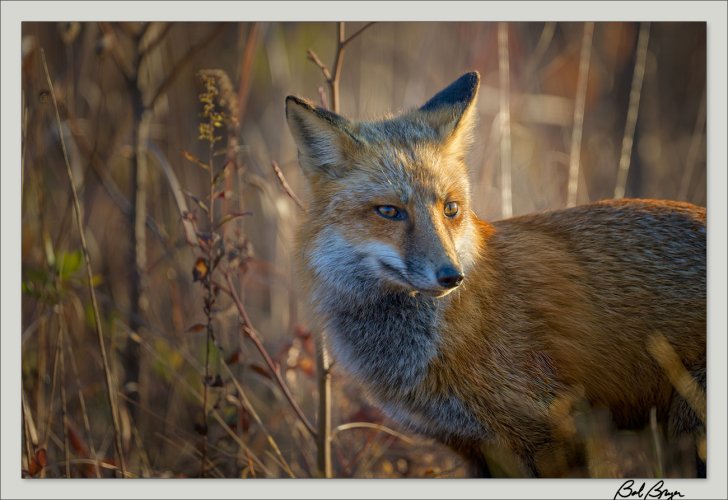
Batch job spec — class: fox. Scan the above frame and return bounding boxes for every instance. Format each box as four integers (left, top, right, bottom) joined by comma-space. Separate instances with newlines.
284, 72, 706, 477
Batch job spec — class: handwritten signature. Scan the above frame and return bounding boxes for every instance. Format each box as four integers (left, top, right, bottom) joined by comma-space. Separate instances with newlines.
614, 480, 685, 500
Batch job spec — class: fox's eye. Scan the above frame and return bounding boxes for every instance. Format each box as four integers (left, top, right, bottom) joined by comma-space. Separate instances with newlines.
444, 201, 459, 218
376, 205, 406, 220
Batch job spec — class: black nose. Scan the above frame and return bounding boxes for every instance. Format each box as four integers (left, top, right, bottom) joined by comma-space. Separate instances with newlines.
436, 266, 464, 288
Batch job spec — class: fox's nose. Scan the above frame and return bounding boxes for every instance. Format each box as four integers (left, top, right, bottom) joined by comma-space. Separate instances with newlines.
436, 266, 464, 289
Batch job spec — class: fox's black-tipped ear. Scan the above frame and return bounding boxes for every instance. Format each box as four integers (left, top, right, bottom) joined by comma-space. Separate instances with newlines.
285, 96, 360, 179
417, 72, 480, 153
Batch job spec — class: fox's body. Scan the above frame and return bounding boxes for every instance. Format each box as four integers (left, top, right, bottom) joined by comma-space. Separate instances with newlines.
286, 72, 706, 477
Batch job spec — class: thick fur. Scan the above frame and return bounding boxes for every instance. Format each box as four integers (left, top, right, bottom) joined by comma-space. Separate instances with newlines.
286, 72, 706, 477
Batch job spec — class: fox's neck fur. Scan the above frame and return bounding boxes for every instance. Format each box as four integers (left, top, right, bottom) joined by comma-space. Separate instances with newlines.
302, 222, 493, 442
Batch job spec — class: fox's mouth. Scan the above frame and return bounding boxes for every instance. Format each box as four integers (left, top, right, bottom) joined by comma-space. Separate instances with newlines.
378, 260, 457, 298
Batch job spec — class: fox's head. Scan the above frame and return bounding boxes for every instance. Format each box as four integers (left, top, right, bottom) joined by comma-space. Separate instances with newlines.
286, 72, 482, 299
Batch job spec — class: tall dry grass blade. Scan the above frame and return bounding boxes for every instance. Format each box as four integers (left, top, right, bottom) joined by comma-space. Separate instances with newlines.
567, 22, 594, 207
220, 360, 296, 477
40, 48, 127, 477
316, 336, 333, 478
678, 87, 707, 201
650, 406, 665, 477
57, 312, 71, 477
614, 22, 651, 199
498, 22, 513, 218
65, 328, 102, 477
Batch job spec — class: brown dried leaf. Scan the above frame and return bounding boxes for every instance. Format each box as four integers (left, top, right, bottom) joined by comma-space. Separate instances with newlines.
225, 349, 241, 365
182, 150, 210, 171
298, 357, 315, 377
249, 363, 272, 380
187, 323, 206, 334
192, 257, 209, 282
183, 190, 209, 215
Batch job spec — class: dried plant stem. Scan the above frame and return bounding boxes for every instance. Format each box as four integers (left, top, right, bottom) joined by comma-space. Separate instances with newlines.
41, 48, 127, 477
316, 338, 333, 477
57, 312, 71, 478
305, 21, 375, 479
332, 422, 416, 445
650, 406, 665, 477
65, 328, 102, 477
307, 22, 375, 111
222, 273, 316, 438
614, 22, 650, 199
498, 22, 513, 219
219, 360, 296, 477
567, 22, 594, 208
271, 161, 306, 211
200, 141, 215, 478
21, 393, 36, 471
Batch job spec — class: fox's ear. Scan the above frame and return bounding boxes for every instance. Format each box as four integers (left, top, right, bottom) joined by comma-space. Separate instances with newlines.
417, 72, 480, 155
285, 96, 360, 179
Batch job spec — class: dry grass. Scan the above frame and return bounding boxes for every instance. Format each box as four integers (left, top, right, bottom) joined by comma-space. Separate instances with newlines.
21, 21, 706, 478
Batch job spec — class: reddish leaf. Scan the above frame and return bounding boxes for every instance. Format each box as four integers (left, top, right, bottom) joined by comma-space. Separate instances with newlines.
238, 406, 251, 433
294, 325, 312, 339
27, 448, 47, 477
187, 323, 206, 334
298, 357, 315, 377
66, 421, 89, 456
249, 363, 272, 380
36, 448, 47, 467
225, 350, 241, 365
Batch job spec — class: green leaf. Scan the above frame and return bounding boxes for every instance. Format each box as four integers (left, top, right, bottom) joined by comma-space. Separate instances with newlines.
215, 211, 252, 230
57, 251, 82, 280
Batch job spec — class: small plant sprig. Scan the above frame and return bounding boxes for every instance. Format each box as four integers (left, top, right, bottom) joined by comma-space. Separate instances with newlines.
188, 72, 231, 477
184, 71, 315, 477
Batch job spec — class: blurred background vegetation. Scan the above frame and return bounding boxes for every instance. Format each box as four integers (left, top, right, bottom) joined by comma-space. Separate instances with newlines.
21, 21, 706, 478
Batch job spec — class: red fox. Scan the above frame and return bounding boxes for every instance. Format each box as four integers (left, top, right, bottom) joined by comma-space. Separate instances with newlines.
285, 72, 706, 477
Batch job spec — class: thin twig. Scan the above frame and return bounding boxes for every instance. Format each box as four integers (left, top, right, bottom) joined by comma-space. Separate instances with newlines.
236, 22, 260, 129
305, 21, 379, 479
147, 26, 225, 108
332, 422, 416, 445
41, 48, 127, 478
567, 22, 594, 207
341, 22, 376, 48
65, 326, 102, 477
57, 311, 71, 478
614, 22, 650, 199
221, 273, 317, 438
650, 406, 665, 477
271, 161, 306, 211
98, 23, 135, 82
139, 22, 174, 59
498, 22, 513, 219
219, 360, 296, 478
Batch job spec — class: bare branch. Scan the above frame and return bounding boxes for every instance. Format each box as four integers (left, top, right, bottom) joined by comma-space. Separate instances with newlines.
147, 26, 225, 108
271, 161, 306, 211
306, 49, 332, 82
221, 273, 317, 438
341, 22, 376, 48
140, 22, 174, 59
